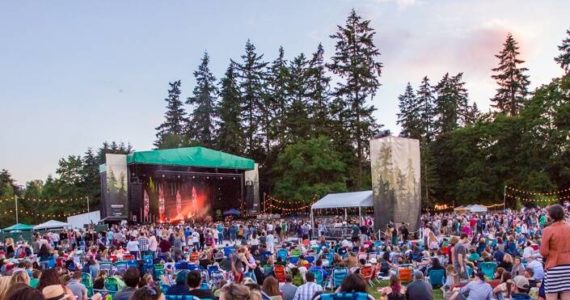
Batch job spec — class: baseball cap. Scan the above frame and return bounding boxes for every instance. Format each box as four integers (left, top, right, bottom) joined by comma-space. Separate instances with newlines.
370, 258, 377, 264
513, 275, 530, 290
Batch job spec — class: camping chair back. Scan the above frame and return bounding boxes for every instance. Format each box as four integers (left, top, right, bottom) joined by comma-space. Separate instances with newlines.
153, 264, 165, 280
332, 267, 349, 288
310, 269, 325, 286
291, 249, 302, 257
277, 249, 288, 261
428, 269, 445, 288
274, 265, 287, 283
318, 292, 371, 300
480, 262, 497, 280
81, 272, 94, 297
397, 266, 413, 283
104, 276, 125, 294
164, 296, 200, 300
114, 261, 129, 274
360, 266, 373, 284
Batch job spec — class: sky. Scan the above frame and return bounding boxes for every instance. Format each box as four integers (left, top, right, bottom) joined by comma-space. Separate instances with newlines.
0, 0, 568, 185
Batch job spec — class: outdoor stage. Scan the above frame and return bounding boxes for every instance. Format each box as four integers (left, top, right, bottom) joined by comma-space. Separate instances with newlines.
100, 147, 259, 223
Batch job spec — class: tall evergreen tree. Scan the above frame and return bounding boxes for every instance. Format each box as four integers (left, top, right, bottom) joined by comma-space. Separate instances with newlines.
416, 76, 436, 142
154, 81, 187, 148
397, 83, 422, 139
555, 29, 570, 75
285, 53, 311, 144
81, 148, 100, 205
187, 52, 219, 148
327, 9, 383, 188
306, 43, 332, 137
266, 47, 290, 149
217, 62, 244, 155
434, 73, 469, 135
491, 33, 530, 116
234, 40, 268, 159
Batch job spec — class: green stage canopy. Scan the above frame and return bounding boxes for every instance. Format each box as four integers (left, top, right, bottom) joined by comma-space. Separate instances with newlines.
3, 223, 34, 231
127, 146, 255, 170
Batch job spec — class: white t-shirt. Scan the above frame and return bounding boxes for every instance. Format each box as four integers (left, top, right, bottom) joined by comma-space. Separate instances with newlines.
126, 240, 140, 252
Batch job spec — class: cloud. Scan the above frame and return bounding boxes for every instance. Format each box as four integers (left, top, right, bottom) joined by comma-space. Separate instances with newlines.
375, 0, 418, 9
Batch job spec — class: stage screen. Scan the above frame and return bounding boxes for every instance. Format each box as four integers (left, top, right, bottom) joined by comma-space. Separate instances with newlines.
140, 173, 242, 223
104, 154, 129, 218
370, 136, 421, 231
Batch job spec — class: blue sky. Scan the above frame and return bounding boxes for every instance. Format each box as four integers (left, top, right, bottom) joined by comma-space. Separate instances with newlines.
1, 0, 568, 184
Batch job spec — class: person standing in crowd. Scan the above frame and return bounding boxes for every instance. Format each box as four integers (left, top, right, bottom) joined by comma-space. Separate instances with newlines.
454, 234, 469, 280
540, 204, 570, 300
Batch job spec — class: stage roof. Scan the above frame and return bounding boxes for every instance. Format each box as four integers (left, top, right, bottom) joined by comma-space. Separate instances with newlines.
311, 190, 373, 210
127, 147, 255, 170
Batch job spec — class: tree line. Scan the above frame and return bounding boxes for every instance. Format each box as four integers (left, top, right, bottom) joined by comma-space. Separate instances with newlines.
1, 12, 569, 225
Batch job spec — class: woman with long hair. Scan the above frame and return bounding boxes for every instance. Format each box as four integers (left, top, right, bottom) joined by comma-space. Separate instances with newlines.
0, 276, 13, 300
336, 274, 374, 300
37, 269, 74, 300
10, 270, 30, 286
220, 283, 250, 300
262, 276, 282, 300
5, 283, 45, 300
380, 274, 406, 300
540, 204, 570, 300
493, 271, 513, 300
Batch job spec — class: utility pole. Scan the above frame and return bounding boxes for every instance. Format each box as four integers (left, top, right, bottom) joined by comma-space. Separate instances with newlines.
86, 196, 90, 213
503, 185, 507, 210
14, 195, 19, 224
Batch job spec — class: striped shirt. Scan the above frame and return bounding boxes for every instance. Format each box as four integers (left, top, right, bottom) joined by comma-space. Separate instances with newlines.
293, 282, 323, 300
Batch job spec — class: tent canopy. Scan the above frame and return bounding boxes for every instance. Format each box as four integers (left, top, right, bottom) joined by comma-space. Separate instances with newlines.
311, 191, 373, 210
3, 223, 34, 232
454, 204, 488, 213
223, 208, 240, 216
127, 146, 255, 170
34, 220, 71, 230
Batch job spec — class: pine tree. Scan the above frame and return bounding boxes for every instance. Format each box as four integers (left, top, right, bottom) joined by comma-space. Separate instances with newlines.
217, 62, 244, 155
187, 52, 219, 148
234, 40, 269, 159
81, 148, 101, 204
464, 102, 481, 125
154, 80, 187, 148
307, 43, 332, 137
434, 73, 469, 135
397, 83, 422, 139
266, 47, 290, 149
285, 53, 311, 144
491, 33, 530, 116
555, 29, 570, 75
416, 76, 436, 142
327, 9, 383, 188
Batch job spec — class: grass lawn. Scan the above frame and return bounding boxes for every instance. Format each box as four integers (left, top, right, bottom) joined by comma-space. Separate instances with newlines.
368, 280, 444, 300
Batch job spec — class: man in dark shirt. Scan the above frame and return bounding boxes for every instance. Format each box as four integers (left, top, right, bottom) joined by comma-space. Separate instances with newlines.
165, 270, 190, 295
405, 271, 433, 300
187, 270, 216, 299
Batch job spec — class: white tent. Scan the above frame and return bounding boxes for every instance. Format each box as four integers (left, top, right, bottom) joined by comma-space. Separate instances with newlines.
310, 191, 373, 230
33, 220, 71, 230
454, 204, 488, 213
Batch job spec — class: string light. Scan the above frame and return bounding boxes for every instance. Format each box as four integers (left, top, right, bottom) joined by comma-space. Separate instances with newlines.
506, 186, 570, 196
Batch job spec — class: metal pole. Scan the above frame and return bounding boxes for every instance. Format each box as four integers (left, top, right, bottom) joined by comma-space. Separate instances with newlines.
14, 196, 18, 224
503, 185, 507, 210
87, 196, 90, 213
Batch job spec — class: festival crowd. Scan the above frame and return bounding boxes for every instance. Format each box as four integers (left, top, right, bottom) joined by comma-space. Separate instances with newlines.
0, 202, 569, 300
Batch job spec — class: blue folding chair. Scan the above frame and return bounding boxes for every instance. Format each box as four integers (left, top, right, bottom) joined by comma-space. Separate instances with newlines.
332, 267, 349, 288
